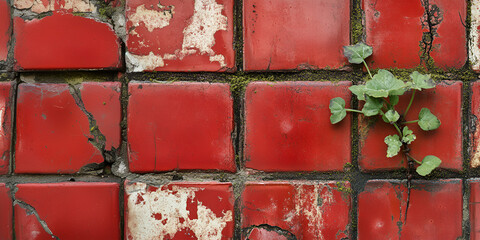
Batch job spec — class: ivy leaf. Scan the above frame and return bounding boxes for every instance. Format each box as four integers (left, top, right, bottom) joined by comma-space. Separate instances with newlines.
384, 110, 400, 123
409, 71, 435, 90
402, 126, 416, 144
389, 95, 399, 106
365, 70, 407, 98
385, 134, 402, 158
418, 108, 441, 131
416, 155, 442, 176
330, 97, 347, 124
349, 85, 366, 101
362, 96, 383, 116
343, 43, 373, 64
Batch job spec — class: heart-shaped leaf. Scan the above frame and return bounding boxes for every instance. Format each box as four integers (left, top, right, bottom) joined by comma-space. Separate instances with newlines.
362, 96, 383, 116
418, 108, 441, 131
385, 109, 400, 123
385, 134, 402, 158
409, 71, 435, 90
343, 43, 373, 64
349, 85, 366, 101
416, 155, 442, 176
402, 126, 416, 144
365, 70, 407, 98
330, 97, 347, 124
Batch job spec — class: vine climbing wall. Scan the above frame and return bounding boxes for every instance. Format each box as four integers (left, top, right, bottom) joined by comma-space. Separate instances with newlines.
1, 0, 480, 239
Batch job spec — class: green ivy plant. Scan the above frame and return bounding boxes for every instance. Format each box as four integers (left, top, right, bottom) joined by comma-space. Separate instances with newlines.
330, 43, 441, 177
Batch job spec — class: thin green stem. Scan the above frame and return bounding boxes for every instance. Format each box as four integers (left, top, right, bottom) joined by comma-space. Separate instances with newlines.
363, 60, 373, 79
406, 153, 422, 165
393, 123, 403, 137
402, 120, 419, 124
404, 89, 416, 117
346, 109, 363, 113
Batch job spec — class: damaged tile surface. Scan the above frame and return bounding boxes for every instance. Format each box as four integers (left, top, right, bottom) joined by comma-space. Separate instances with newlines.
125, 0, 235, 72
241, 181, 351, 240
125, 181, 234, 240
0, 183, 12, 240
471, 82, 480, 168
13, 0, 122, 71
472, 0, 480, 71
243, 0, 350, 71
15, 83, 121, 174
359, 81, 462, 171
363, 0, 466, 69
0, 82, 12, 175
0, 0, 10, 64
358, 180, 462, 239
244, 82, 351, 172
471, 180, 480, 239
127, 82, 235, 173
14, 182, 120, 240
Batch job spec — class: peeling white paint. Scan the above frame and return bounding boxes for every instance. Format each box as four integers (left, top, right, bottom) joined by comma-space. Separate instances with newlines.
127, 0, 228, 72
471, 0, 480, 71
126, 182, 233, 240
290, 184, 334, 240
61, 0, 96, 12
126, 52, 165, 72
129, 4, 175, 32
14, 0, 96, 13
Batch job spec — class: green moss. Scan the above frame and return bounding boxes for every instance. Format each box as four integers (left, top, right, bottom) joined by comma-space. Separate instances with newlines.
351, 1, 364, 43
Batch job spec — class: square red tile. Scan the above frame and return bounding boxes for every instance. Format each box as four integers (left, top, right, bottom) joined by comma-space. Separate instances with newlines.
13, 0, 122, 70
244, 81, 351, 172
0, 183, 12, 240
241, 181, 351, 240
359, 81, 462, 171
471, 179, 480, 239
0, 82, 12, 175
358, 179, 462, 239
125, 0, 235, 72
243, 0, 350, 71
125, 181, 234, 239
363, 0, 466, 69
14, 182, 120, 240
127, 82, 235, 173
15, 82, 121, 174
0, 0, 10, 65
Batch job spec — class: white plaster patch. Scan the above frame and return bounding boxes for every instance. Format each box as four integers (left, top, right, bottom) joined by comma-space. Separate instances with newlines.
126, 182, 233, 240
126, 52, 165, 72
14, 0, 96, 13
30, 0, 54, 14
127, 0, 228, 72
471, 0, 480, 71
129, 4, 175, 32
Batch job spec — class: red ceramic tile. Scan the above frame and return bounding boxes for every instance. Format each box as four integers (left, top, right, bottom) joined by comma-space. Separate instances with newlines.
14, 13, 121, 70
241, 181, 351, 240
0, 183, 12, 240
15, 83, 121, 173
244, 82, 351, 172
471, 180, 480, 239
0, 82, 12, 175
363, 0, 466, 69
358, 179, 462, 240
243, 0, 350, 71
14, 182, 120, 240
472, 81, 480, 168
0, 0, 10, 63
125, 0, 234, 72
125, 181, 234, 239
359, 81, 462, 171
127, 82, 235, 173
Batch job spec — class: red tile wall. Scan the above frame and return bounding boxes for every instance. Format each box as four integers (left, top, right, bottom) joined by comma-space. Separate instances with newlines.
0, 0, 478, 239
